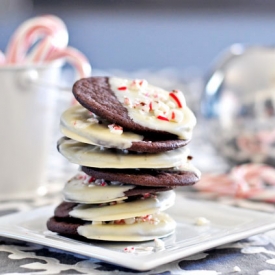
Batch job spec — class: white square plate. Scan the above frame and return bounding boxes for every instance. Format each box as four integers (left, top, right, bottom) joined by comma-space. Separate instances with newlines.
1, 193, 275, 271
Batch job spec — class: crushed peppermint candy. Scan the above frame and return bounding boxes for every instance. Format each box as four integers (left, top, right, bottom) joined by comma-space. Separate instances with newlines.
124, 96, 132, 107
157, 115, 169, 121
72, 111, 99, 128
72, 120, 91, 129
91, 214, 161, 227
118, 86, 127, 91
169, 109, 183, 122
113, 78, 187, 123
83, 175, 96, 184
86, 117, 99, 124
135, 214, 160, 225
123, 245, 153, 254
169, 90, 185, 108
108, 124, 123, 135
129, 79, 148, 91
141, 193, 157, 200
124, 246, 136, 253
74, 173, 123, 187
94, 179, 107, 186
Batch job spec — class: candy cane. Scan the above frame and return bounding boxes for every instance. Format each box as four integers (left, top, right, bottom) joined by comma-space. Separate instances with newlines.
5, 15, 68, 64
231, 164, 275, 189
195, 164, 275, 202
47, 46, 91, 78
194, 174, 236, 196
27, 36, 58, 63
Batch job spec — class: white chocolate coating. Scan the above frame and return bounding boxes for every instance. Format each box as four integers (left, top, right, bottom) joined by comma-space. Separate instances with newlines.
58, 138, 190, 169
60, 105, 144, 149
70, 190, 175, 221
173, 161, 202, 179
77, 212, 176, 241
109, 77, 196, 140
63, 174, 135, 203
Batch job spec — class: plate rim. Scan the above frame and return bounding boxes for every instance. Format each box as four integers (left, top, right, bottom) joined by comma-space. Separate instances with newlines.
1, 197, 275, 271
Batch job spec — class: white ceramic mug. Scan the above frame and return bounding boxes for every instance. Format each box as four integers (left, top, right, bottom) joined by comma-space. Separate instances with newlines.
0, 60, 69, 199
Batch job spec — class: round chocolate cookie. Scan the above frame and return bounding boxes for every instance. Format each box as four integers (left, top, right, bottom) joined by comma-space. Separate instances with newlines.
54, 189, 175, 221
47, 213, 176, 242
127, 137, 189, 153
61, 105, 190, 153
73, 77, 176, 136
57, 137, 190, 169
47, 216, 84, 236
54, 202, 78, 218
82, 166, 200, 187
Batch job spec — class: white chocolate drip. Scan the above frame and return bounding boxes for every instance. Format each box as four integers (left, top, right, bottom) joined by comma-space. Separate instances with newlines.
60, 105, 143, 149
63, 174, 135, 204
70, 190, 176, 221
58, 138, 191, 169
109, 77, 196, 140
77, 212, 176, 241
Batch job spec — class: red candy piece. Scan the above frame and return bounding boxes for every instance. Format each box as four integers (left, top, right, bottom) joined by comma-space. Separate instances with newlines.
157, 115, 169, 121
169, 91, 183, 108
171, 111, 175, 120
118, 86, 127, 91
88, 176, 96, 183
149, 102, 153, 111
113, 124, 123, 130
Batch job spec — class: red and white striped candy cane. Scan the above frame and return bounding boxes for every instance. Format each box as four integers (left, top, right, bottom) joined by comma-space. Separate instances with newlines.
195, 164, 275, 202
5, 15, 68, 64
47, 46, 91, 78
194, 174, 236, 196
231, 164, 275, 189
27, 36, 58, 63
234, 164, 275, 201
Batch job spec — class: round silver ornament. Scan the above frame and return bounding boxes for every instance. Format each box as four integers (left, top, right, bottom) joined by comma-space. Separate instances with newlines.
201, 44, 275, 166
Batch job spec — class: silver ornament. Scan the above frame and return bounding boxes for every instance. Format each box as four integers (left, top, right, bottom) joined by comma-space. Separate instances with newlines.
201, 44, 275, 165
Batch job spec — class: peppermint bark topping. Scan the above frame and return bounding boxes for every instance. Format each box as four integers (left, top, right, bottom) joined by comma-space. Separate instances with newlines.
108, 124, 123, 135
112, 78, 187, 123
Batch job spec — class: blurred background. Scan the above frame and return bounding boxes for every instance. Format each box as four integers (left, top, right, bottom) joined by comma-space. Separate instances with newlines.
1, 0, 275, 73
1, 0, 275, 196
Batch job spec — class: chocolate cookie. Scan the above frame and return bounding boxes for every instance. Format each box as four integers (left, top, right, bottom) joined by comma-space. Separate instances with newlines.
49, 75, 200, 243
55, 190, 172, 218
55, 201, 78, 218
47, 216, 84, 237
127, 138, 189, 153
55, 189, 175, 220
57, 137, 190, 169
47, 212, 176, 242
82, 166, 200, 187
60, 105, 190, 153
73, 77, 167, 134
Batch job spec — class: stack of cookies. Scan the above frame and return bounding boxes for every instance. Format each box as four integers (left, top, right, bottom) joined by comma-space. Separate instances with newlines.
47, 76, 200, 242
